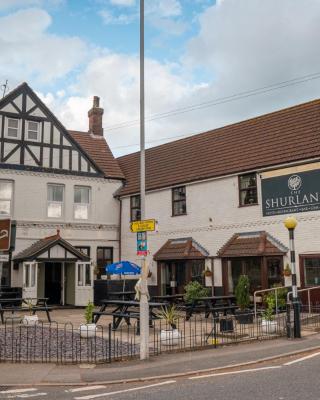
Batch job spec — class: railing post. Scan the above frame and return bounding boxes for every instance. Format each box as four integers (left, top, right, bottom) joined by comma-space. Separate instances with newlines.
275, 288, 278, 316
308, 290, 311, 314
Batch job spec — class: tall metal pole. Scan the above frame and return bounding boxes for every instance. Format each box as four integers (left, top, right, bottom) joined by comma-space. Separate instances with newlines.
139, 0, 149, 360
284, 217, 301, 338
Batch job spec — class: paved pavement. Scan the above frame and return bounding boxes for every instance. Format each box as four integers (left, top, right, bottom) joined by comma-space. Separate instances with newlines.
1, 348, 320, 399
0, 332, 319, 386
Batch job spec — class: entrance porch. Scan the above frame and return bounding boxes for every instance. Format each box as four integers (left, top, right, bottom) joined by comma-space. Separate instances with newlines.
219, 231, 288, 294
154, 238, 210, 295
12, 230, 92, 306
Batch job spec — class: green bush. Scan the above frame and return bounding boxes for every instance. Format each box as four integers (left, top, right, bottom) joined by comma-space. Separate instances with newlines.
263, 293, 275, 321
235, 275, 250, 311
184, 281, 209, 303
84, 301, 95, 324
265, 284, 288, 309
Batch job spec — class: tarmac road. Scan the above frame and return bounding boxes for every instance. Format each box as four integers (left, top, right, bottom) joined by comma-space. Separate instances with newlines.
1, 350, 320, 400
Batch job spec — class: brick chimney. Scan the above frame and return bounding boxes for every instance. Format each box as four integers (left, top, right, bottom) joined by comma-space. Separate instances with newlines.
88, 96, 104, 136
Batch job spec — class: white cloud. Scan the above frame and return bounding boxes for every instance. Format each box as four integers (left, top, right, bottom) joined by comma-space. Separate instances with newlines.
146, 0, 182, 17
110, 0, 135, 6
99, 9, 137, 25
0, 8, 88, 84
32, 0, 320, 158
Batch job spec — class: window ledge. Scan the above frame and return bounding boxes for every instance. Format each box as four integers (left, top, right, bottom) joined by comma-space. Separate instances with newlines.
238, 203, 259, 208
171, 213, 187, 217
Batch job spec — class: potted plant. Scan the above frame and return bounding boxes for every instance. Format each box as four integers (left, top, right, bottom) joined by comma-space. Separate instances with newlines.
235, 275, 253, 324
261, 293, 277, 334
79, 301, 97, 338
23, 298, 39, 326
283, 263, 292, 277
184, 281, 210, 304
157, 305, 181, 345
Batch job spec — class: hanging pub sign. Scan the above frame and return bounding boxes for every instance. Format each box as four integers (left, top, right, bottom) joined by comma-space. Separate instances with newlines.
0, 219, 11, 251
261, 165, 320, 217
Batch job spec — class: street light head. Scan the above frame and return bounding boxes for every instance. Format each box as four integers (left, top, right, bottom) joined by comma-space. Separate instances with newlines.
284, 216, 298, 230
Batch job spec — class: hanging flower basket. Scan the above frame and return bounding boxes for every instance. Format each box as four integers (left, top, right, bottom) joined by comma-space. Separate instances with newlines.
283, 264, 292, 277
204, 269, 213, 277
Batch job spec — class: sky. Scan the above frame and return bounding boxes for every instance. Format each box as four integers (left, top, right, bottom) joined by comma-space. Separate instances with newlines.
1, 0, 320, 156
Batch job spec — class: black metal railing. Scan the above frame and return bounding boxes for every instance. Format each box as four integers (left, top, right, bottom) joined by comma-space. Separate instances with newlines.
0, 310, 291, 364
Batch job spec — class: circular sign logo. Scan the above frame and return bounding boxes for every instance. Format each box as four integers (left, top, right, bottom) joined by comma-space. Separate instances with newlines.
288, 174, 302, 191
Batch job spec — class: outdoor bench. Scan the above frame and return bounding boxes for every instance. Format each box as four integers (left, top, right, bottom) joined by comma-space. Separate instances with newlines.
0, 298, 52, 324
206, 305, 238, 318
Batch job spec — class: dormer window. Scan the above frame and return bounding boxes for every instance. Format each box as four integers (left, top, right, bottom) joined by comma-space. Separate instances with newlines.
5, 118, 20, 139
26, 121, 39, 141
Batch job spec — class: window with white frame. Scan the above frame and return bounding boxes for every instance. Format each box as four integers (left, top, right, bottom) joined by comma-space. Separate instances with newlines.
77, 263, 91, 286
74, 186, 90, 220
47, 184, 64, 218
5, 118, 19, 138
24, 263, 36, 288
26, 120, 39, 141
0, 180, 13, 216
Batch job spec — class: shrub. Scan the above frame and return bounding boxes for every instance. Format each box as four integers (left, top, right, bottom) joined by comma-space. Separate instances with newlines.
84, 301, 95, 324
235, 275, 250, 311
184, 281, 209, 303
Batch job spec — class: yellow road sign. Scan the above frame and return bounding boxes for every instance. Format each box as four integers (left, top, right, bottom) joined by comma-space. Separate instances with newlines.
130, 219, 156, 233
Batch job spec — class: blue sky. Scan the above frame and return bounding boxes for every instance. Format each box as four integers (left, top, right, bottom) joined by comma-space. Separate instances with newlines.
1, 0, 320, 156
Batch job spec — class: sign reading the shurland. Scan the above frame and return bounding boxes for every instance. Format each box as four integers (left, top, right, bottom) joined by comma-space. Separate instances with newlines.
131, 219, 156, 233
261, 168, 320, 217
0, 219, 11, 251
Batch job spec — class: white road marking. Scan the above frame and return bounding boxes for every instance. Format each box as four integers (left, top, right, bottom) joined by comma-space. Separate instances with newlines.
189, 365, 282, 380
66, 386, 106, 393
74, 380, 176, 400
0, 389, 37, 394
283, 351, 320, 366
16, 393, 47, 398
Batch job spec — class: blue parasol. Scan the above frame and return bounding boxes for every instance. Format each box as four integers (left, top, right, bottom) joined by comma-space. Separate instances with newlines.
105, 261, 141, 291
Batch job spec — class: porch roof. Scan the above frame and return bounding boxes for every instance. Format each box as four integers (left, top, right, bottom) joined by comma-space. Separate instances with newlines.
217, 231, 288, 258
154, 237, 209, 261
13, 230, 90, 262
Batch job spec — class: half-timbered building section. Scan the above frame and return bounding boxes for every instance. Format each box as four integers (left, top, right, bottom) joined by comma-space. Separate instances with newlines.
0, 82, 124, 306
0, 82, 103, 176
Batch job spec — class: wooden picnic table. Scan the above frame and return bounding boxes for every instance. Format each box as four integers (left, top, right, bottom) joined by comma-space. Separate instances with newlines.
108, 291, 136, 300
92, 299, 168, 334
0, 297, 52, 324
185, 295, 237, 320
151, 294, 185, 304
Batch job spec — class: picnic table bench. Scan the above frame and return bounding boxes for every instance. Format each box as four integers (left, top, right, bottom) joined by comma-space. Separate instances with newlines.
184, 295, 237, 320
0, 297, 52, 324
93, 299, 167, 334
108, 291, 136, 300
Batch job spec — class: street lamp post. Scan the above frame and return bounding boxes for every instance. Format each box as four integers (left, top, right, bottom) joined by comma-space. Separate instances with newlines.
139, 0, 149, 360
284, 216, 301, 338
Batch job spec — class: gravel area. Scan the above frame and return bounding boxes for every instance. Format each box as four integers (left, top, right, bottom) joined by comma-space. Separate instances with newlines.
0, 325, 139, 363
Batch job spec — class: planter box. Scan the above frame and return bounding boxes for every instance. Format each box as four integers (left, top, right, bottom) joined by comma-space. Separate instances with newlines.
160, 329, 181, 346
261, 319, 277, 334
235, 310, 254, 324
23, 315, 38, 326
220, 319, 234, 332
79, 323, 97, 338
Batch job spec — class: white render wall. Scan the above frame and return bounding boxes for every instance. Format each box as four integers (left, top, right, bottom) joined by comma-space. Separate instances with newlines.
0, 168, 122, 292
121, 173, 320, 287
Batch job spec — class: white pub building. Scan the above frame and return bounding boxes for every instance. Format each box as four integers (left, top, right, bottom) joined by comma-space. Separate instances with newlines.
0, 83, 124, 305
1, 82, 320, 304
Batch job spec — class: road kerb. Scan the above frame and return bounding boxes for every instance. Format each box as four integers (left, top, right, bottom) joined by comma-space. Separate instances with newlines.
2, 343, 319, 388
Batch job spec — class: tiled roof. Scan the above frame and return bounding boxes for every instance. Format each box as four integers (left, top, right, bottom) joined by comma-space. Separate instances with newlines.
69, 131, 125, 180
154, 237, 209, 261
117, 99, 320, 196
217, 231, 288, 257
13, 231, 90, 262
